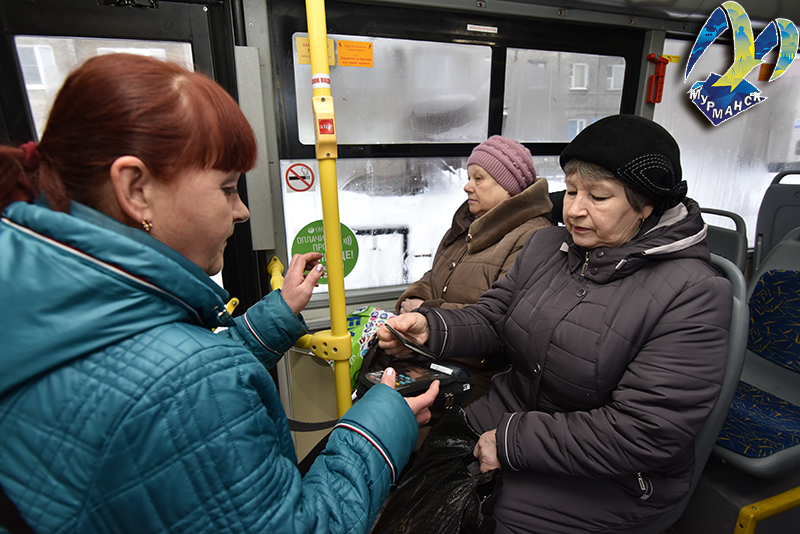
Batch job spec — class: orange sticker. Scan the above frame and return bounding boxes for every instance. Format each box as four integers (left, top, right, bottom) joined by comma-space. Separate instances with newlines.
338, 40, 374, 68
296, 37, 335, 66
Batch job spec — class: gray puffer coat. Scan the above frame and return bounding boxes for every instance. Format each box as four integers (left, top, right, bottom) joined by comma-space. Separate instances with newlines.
420, 199, 732, 534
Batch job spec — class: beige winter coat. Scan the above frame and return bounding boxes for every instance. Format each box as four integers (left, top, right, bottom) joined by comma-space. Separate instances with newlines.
396, 176, 553, 313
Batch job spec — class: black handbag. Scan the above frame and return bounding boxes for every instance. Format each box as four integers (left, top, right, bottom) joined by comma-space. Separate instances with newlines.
370, 396, 500, 534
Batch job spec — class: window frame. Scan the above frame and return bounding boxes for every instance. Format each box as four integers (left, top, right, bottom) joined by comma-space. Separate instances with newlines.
265, 1, 646, 301
570, 62, 588, 90
16, 43, 49, 89
607, 64, 625, 91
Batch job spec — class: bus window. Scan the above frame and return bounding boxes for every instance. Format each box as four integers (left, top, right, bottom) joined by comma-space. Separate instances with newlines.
292, 33, 491, 145
502, 48, 626, 142
13, 36, 193, 139
282, 157, 466, 293
654, 37, 800, 246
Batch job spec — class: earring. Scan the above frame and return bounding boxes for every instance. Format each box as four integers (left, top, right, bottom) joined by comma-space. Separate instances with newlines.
142, 219, 152, 232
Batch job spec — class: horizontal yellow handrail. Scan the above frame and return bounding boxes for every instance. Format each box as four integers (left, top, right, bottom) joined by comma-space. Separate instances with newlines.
734, 485, 800, 534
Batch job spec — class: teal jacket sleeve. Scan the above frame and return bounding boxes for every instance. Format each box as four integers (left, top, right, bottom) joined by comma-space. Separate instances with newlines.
90, 342, 418, 534
288, 384, 419, 533
221, 290, 309, 369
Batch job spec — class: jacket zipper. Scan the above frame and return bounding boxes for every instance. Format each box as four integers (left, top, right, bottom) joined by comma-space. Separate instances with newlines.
637, 472, 653, 500
580, 251, 590, 277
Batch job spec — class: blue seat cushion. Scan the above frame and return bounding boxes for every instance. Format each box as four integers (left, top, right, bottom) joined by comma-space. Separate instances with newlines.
748, 269, 800, 373
716, 381, 800, 458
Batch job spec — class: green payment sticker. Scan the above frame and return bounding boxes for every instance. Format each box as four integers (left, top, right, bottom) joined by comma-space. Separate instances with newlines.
291, 220, 359, 285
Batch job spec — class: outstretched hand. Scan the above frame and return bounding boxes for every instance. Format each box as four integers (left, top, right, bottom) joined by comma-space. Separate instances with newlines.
380, 367, 439, 425
280, 252, 324, 315
377, 313, 431, 357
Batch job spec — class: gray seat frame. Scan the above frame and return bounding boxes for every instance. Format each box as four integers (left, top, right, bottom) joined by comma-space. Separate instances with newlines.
754, 170, 800, 268
641, 254, 748, 533
700, 207, 748, 274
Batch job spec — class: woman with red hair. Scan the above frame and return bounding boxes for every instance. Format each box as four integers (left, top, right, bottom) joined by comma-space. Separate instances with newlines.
0, 53, 436, 534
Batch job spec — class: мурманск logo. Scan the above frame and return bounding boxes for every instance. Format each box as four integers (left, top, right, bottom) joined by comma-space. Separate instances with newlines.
685, 1, 798, 126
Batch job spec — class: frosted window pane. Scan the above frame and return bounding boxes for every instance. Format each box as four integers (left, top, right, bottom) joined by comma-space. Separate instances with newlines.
293, 34, 491, 145
14, 36, 193, 139
654, 38, 800, 246
502, 48, 625, 142
282, 157, 467, 292
282, 155, 567, 292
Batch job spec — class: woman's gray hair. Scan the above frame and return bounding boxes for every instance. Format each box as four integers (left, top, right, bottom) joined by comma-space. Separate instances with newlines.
563, 159, 653, 213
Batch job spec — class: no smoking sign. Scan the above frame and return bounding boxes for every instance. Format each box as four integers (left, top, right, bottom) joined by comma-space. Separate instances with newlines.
285, 162, 315, 193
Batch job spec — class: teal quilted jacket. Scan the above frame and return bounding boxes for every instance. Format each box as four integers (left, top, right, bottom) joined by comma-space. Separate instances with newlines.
0, 200, 418, 533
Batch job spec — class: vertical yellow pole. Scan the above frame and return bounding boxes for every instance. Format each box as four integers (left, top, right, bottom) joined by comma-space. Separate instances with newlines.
305, 0, 352, 417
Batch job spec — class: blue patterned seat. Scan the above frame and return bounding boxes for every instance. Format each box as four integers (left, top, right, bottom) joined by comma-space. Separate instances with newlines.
714, 230, 800, 478
717, 381, 800, 458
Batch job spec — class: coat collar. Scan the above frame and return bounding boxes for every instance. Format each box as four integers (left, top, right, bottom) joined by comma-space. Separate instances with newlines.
443, 177, 553, 253
560, 198, 710, 284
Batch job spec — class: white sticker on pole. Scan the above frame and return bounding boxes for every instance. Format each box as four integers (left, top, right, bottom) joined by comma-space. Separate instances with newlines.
311, 73, 331, 90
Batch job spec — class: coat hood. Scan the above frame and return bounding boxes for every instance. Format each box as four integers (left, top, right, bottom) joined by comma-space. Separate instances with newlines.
561, 198, 710, 284
0, 200, 233, 397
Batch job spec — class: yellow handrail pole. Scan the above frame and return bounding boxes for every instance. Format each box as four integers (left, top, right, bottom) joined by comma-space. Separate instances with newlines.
304, 0, 352, 417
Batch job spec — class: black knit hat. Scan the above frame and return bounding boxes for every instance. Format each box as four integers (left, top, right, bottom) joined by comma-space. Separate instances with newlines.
559, 115, 687, 212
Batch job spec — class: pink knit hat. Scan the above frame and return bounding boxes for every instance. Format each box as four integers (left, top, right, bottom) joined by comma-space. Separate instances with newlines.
467, 135, 537, 196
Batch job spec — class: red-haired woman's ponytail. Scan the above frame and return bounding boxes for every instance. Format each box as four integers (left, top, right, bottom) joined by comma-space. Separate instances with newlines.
0, 144, 40, 213
0, 142, 69, 213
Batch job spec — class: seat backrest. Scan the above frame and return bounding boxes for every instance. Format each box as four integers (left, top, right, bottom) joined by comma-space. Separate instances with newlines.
700, 208, 748, 273
754, 171, 800, 268
737, 226, 800, 407
640, 254, 748, 534
711, 231, 800, 477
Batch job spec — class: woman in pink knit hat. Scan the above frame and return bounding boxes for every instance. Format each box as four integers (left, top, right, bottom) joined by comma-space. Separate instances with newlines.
395, 135, 553, 404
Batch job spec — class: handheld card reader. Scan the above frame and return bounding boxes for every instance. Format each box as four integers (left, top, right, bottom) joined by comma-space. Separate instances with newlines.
363, 361, 470, 394
356, 324, 473, 405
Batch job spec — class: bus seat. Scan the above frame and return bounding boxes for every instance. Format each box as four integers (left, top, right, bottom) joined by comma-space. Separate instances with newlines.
700, 208, 748, 274
641, 254, 748, 534
714, 227, 800, 478
753, 170, 800, 268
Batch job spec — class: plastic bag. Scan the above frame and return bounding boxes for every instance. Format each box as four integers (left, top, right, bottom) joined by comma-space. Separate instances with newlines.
370, 399, 500, 534
340, 306, 395, 389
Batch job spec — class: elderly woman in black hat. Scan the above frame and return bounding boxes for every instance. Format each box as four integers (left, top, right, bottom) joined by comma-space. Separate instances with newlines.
378, 115, 733, 533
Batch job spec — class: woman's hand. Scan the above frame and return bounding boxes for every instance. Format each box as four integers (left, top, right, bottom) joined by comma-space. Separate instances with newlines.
280, 253, 324, 315
474, 429, 501, 472
380, 368, 440, 425
399, 298, 425, 314
377, 313, 430, 357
